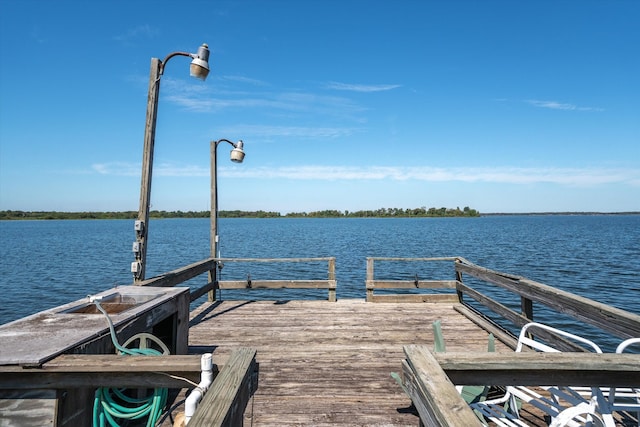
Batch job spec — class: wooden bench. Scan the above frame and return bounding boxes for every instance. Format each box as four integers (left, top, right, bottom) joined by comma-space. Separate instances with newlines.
189, 347, 258, 427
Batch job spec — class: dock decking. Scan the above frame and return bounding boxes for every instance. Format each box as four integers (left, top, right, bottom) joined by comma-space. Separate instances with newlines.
3, 256, 638, 426
183, 298, 511, 426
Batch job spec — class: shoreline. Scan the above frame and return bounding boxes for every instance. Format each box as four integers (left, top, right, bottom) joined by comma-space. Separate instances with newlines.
1, 210, 639, 220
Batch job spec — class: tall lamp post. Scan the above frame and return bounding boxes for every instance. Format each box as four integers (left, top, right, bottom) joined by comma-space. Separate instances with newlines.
132, 43, 211, 283
209, 139, 245, 300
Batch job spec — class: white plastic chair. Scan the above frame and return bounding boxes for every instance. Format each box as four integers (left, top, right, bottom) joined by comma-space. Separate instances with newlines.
470, 322, 614, 427
608, 337, 640, 426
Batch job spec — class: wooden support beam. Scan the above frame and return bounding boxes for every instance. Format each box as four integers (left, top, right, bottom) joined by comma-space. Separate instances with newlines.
137, 258, 217, 288
366, 280, 459, 290
189, 347, 258, 427
368, 294, 460, 303
216, 279, 337, 301
219, 279, 336, 290
0, 355, 207, 389
434, 351, 640, 387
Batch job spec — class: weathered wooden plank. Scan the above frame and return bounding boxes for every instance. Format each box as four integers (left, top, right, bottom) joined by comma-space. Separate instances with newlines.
0, 390, 56, 427
218, 257, 336, 263
138, 258, 217, 288
189, 348, 258, 427
0, 354, 205, 389
434, 351, 640, 387
368, 257, 458, 262
219, 280, 336, 290
368, 294, 460, 303
366, 280, 458, 289
402, 345, 483, 427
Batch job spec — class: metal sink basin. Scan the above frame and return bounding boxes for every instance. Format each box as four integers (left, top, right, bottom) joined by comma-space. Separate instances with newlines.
59, 292, 160, 315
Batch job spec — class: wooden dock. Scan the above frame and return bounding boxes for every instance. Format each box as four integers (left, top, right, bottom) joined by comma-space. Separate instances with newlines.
2, 256, 639, 426
184, 298, 510, 426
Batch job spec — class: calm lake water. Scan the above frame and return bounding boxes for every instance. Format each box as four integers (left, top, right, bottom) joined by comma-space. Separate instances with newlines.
1, 215, 638, 350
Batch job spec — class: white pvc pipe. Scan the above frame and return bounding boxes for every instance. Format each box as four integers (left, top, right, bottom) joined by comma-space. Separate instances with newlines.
184, 353, 214, 425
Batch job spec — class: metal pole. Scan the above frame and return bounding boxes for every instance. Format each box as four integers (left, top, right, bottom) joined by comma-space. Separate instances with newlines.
208, 140, 219, 301
134, 57, 161, 283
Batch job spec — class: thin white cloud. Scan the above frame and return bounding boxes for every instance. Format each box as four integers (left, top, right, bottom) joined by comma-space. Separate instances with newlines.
92, 162, 139, 176
113, 25, 159, 43
218, 124, 359, 139
154, 76, 368, 118
164, 88, 365, 117
155, 164, 209, 177
223, 165, 640, 187
91, 162, 639, 186
526, 99, 604, 112
164, 94, 301, 113
219, 75, 269, 86
326, 82, 401, 92
161, 78, 210, 97
91, 162, 208, 177
164, 95, 222, 112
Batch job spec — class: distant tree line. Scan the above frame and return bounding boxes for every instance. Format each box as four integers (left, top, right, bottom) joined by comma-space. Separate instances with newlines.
0, 211, 140, 220
285, 206, 480, 217
0, 207, 480, 220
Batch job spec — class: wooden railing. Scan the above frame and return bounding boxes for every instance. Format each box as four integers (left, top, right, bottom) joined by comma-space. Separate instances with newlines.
365, 256, 640, 350
365, 257, 459, 302
137, 256, 337, 302
453, 257, 640, 345
212, 257, 336, 302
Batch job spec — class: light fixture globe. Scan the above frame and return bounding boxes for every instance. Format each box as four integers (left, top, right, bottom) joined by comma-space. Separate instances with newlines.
230, 140, 245, 163
190, 43, 210, 80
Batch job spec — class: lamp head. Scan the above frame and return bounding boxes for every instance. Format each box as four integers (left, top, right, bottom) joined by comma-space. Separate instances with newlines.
190, 43, 210, 80
230, 140, 245, 163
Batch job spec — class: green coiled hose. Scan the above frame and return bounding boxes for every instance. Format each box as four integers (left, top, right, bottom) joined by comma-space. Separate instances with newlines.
92, 300, 168, 427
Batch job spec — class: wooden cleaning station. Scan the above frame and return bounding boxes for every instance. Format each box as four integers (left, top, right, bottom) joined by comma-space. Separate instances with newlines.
1, 256, 639, 426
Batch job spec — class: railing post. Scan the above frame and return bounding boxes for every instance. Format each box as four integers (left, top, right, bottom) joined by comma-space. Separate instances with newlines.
328, 257, 336, 302
207, 266, 217, 302
521, 296, 533, 321
455, 266, 464, 303
366, 258, 374, 302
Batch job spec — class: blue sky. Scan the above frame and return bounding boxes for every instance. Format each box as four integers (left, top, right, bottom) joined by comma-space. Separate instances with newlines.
1, 1, 638, 214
